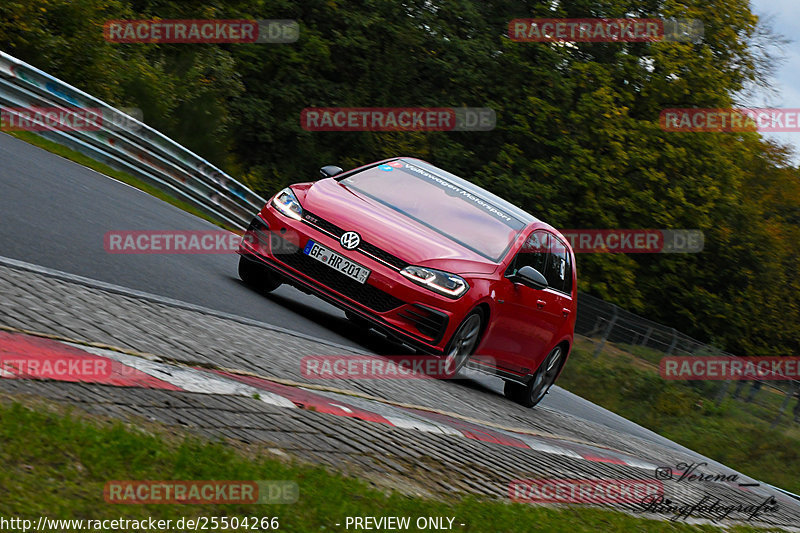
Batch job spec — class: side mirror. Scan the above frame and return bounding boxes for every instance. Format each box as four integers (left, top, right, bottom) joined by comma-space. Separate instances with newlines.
515, 266, 548, 290
319, 165, 343, 180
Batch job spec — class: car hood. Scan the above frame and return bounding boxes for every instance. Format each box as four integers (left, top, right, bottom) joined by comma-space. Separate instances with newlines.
300, 179, 500, 275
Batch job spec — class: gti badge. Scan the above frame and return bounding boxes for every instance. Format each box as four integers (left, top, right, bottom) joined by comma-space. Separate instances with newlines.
340, 231, 361, 250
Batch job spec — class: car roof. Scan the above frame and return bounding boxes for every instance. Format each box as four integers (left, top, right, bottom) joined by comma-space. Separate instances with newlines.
398, 157, 539, 226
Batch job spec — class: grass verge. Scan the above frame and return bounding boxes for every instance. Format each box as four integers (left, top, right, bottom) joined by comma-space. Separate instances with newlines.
0, 399, 778, 533
558, 342, 800, 495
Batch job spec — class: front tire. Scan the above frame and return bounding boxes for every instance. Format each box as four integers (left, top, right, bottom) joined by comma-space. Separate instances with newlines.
442, 309, 485, 377
238, 255, 282, 293
504, 344, 565, 408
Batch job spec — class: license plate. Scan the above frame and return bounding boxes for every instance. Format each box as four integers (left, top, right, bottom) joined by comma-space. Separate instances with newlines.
303, 240, 370, 284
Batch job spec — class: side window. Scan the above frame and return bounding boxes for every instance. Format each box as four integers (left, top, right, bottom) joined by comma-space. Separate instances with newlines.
547, 237, 572, 294
507, 230, 550, 278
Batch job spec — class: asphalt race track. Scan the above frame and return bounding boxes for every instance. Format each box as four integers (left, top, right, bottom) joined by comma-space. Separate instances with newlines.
2, 132, 797, 527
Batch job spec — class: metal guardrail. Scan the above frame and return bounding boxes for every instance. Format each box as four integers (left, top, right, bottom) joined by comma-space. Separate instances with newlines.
577, 292, 800, 427
0, 51, 265, 229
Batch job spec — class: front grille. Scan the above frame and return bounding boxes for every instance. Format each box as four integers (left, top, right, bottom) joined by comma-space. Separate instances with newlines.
359, 241, 409, 269
271, 234, 405, 313
303, 212, 343, 237
398, 304, 449, 342
302, 211, 409, 270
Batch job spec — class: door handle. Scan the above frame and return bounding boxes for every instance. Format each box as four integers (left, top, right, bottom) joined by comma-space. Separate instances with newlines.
536, 299, 546, 308
562, 308, 571, 317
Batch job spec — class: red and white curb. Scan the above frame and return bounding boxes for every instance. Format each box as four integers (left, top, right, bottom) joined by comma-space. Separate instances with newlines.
0, 330, 680, 470
74, 344, 297, 409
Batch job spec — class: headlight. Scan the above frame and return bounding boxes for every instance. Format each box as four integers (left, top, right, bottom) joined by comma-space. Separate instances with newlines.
271, 187, 303, 220
401, 266, 469, 298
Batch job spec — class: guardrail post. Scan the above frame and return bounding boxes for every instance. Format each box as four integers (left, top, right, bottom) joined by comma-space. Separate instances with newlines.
770, 380, 800, 429
593, 305, 618, 358
589, 317, 604, 337
665, 328, 679, 356
640, 326, 653, 347
745, 380, 762, 403
715, 379, 732, 404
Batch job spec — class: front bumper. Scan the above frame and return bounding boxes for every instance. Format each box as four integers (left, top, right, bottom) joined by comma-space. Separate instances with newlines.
238, 209, 474, 353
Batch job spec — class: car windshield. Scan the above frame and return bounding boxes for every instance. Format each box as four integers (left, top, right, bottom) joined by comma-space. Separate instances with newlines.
340, 160, 526, 261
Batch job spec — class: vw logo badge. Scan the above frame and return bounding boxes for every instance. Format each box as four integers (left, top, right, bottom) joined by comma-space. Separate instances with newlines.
340, 231, 361, 250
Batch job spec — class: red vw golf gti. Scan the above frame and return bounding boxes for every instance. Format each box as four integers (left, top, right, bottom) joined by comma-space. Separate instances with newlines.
238, 158, 576, 407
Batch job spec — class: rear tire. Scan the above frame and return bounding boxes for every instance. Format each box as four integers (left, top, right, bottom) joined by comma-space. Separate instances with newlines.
238, 255, 282, 293
504, 344, 565, 408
